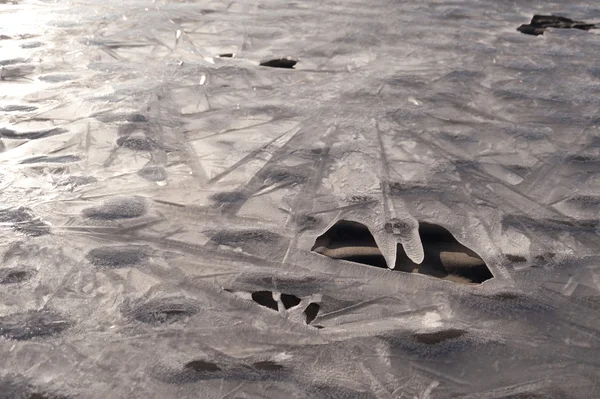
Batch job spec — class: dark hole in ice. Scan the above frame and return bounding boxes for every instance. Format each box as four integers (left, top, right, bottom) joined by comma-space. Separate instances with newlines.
116, 134, 157, 151
412, 329, 467, 345
396, 222, 493, 284
20, 155, 80, 164
86, 245, 150, 268
251, 291, 278, 311
259, 58, 297, 69
218, 53, 234, 58
0, 268, 35, 284
313, 220, 493, 284
210, 191, 248, 204
82, 196, 147, 220
312, 220, 388, 268
0, 105, 38, 112
0, 127, 68, 140
126, 297, 198, 325
517, 15, 596, 36
137, 165, 167, 182
252, 361, 284, 371
184, 360, 221, 373
506, 254, 527, 263
0, 311, 71, 340
280, 293, 301, 309
304, 303, 320, 324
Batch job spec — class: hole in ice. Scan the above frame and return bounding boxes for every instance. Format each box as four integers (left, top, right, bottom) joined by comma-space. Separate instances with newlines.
259, 58, 297, 69
82, 196, 147, 220
517, 15, 596, 36
20, 155, 80, 164
217, 53, 234, 58
252, 361, 284, 371
116, 134, 157, 151
0, 310, 71, 340
312, 220, 388, 268
395, 222, 493, 284
280, 293, 301, 309
137, 165, 167, 182
304, 303, 320, 325
0, 268, 35, 284
251, 291, 278, 311
184, 360, 221, 373
86, 245, 150, 268
506, 254, 527, 263
125, 297, 199, 325
313, 220, 493, 284
210, 191, 248, 204
412, 329, 467, 345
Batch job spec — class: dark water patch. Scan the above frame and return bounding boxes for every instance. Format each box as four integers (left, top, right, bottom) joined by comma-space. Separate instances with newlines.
86, 245, 150, 268
0, 268, 35, 284
280, 293, 301, 309
518, 15, 596, 36
137, 166, 166, 182
82, 196, 147, 220
0, 105, 38, 112
304, 303, 320, 324
124, 297, 199, 325
259, 58, 297, 69
209, 191, 248, 204
412, 329, 467, 345
0, 310, 70, 340
0, 127, 68, 140
20, 155, 80, 164
116, 134, 157, 151
251, 291, 278, 311
218, 53, 234, 58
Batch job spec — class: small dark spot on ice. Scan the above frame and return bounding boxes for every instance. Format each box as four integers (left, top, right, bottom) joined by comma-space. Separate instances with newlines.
0, 127, 68, 140
210, 191, 248, 204
517, 15, 596, 36
125, 297, 199, 325
0, 268, 35, 284
82, 196, 147, 220
251, 291, 278, 311
0, 310, 71, 340
86, 245, 150, 268
260, 58, 297, 69
20, 155, 80, 164
217, 53, 234, 58
506, 254, 527, 263
0, 207, 50, 236
184, 360, 221, 373
116, 134, 157, 151
20, 41, 43, 49
412, 329, 467, 345
138, 165, 167, 182
252, 361, 284, 371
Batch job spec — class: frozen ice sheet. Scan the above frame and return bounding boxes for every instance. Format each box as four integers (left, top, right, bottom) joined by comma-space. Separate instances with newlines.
1, 0, 600, 397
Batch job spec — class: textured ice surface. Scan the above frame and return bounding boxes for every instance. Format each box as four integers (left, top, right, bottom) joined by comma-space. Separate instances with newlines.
1, 0, 600, 397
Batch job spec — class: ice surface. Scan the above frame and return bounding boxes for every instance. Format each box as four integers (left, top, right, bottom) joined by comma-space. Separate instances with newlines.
1, 0, 600, 397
